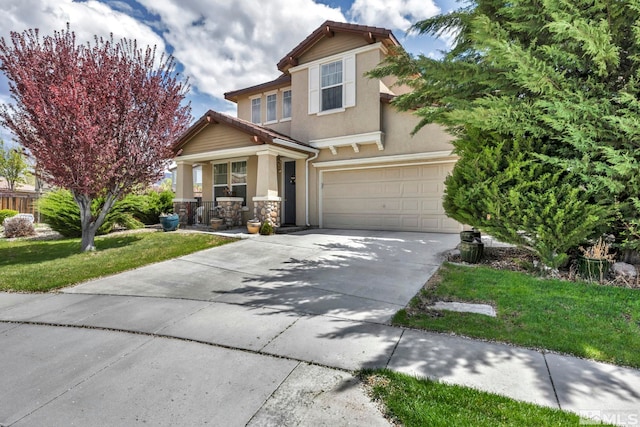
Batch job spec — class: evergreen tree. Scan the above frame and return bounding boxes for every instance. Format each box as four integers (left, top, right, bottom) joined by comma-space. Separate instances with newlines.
370, 0, 640, 265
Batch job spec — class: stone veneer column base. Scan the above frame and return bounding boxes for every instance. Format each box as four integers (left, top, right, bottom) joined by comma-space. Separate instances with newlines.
173, 199, 196, 225
217, 197, 243, 227
253, 196, 281, 228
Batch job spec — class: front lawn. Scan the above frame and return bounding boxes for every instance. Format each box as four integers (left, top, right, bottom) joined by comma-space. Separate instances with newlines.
0, 231, 236, 292
361, 369, 612, 427
394, 263, 640, 368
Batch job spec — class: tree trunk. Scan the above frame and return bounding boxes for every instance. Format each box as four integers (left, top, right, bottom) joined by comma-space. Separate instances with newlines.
73, 191, 118, 252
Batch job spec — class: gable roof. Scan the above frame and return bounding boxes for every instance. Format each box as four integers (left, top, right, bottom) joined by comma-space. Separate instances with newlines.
224, 74, 291, 103
173, 110, 312, 154
277, 20, 400, 72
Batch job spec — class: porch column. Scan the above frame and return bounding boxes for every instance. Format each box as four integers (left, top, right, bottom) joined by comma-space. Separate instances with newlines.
201, 163, 213, 202
175, 161, 194, 200
174, 160, 196, 225
252, 149, 281, 227
255, 150, 279, 197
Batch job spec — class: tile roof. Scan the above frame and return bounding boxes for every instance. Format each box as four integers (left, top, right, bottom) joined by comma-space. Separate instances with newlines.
224, 74, 291, 103
277, 20, 400, 72
173, 110, 312, 154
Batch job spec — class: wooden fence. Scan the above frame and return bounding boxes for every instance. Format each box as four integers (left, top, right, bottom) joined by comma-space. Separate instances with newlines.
0, 192, 39, 217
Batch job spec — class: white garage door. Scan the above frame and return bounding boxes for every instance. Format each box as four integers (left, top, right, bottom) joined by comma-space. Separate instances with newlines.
321, 163, 460, 233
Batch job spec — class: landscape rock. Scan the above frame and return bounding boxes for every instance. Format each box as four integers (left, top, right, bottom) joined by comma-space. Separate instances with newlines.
430, 301, 497, 317
611, 262, 637, 279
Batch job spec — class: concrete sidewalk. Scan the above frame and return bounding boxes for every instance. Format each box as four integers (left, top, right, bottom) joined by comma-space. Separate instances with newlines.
2, 293, 639, 426
1, 230, 639, 425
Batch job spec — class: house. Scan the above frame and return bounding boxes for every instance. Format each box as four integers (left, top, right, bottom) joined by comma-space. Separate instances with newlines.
172, 20, 460, 233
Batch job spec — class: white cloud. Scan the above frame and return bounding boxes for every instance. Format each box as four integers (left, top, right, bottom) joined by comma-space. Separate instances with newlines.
348, 0, 440, 33
0, 0, 165, 53
135, 0, 345, 98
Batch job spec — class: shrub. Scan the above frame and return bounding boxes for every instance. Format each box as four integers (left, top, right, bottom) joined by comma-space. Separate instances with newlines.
259, 221, 274, 235
3, 216, 35, 238
39, 189, 144, 237
0, 209, 18, 224
444, 135, 611, 269
123, 189, 174, 224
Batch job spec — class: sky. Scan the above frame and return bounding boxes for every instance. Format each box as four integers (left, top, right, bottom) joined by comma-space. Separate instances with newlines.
0, 0, 463, 146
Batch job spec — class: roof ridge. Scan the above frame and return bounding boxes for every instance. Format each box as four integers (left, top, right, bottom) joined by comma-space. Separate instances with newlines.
277, 19, 399, 72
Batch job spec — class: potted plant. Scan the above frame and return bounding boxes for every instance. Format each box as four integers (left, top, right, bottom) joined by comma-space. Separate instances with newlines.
578, 237, 615, 282
210, 205, 225, 231
159, 212, 179, 232
259, 221, 274, 236
247, 218, 261, 234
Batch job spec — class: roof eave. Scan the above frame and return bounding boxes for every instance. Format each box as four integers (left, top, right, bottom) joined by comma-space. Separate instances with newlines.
173, 110, 313, 157
277, 20, 400, 72
224, 74, 291, 102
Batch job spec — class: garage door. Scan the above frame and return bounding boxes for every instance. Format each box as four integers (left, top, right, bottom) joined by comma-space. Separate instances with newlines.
321, 163, 460, 233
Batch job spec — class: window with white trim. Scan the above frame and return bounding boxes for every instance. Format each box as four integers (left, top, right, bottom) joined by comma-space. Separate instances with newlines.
213, 163, 228, 202
213, 160, 247, 206
231, 160, 247, 205
308, 54, 355, 115
251, 98, 261, 124
282, 90, 292, 119
266, 93, 277, 122
321, 60, 343, 111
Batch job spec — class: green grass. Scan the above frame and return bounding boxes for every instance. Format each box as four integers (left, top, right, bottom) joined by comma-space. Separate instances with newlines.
0, 231, 236, 292
394, 263, 640, 368
360, 369, 612, 427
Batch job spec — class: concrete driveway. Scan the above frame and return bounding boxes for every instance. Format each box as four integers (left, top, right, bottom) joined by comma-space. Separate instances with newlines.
66, 229, 460, 323
3, 229, 636, 426
0, 230, 459, 426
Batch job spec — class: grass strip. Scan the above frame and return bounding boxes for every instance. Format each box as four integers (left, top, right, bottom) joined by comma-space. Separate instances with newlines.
0, 231, 236, 292
394, 263, 640, 368
360, 369, 612, 427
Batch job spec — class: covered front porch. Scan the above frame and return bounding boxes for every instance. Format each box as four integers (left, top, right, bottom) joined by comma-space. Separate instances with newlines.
172, 111, 317, 229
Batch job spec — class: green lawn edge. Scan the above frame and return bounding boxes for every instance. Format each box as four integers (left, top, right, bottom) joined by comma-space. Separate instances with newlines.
359, 369, 613, 427
393, 263, 640, 368
0, 231, 237, 292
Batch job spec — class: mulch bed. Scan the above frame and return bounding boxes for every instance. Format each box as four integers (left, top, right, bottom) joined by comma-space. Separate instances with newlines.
447, 245, 640, 289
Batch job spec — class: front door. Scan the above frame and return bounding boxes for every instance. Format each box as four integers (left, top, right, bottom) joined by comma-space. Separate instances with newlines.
283, 161, 296, 225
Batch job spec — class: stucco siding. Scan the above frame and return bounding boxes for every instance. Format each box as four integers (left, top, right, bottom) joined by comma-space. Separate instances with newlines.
298, 33, 369, 64
237, 99, 251, 122
290, 48, 383, 142
265, 120, 291, 136
179, 124, 254, 156
382, 105, 455, 155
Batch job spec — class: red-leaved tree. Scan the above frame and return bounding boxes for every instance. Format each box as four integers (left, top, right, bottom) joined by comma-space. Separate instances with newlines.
0, 27, 191, 251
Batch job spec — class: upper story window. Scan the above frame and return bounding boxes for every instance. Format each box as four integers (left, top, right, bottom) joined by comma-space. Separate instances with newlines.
282, 90, 292, 119
308, 54, 355, 115
266, 93, 277, 123
251, 98, 261, 124
321, 61, 343, 111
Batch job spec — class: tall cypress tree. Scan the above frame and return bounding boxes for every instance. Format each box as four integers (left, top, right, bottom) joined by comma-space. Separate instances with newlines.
371, 0, 640, 266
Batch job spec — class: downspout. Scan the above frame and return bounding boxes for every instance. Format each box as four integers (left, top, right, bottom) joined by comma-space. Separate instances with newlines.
305, 150, 320, 227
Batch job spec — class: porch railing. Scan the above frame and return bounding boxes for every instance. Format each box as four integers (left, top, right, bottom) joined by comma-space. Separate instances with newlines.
176, 201, 217, 226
